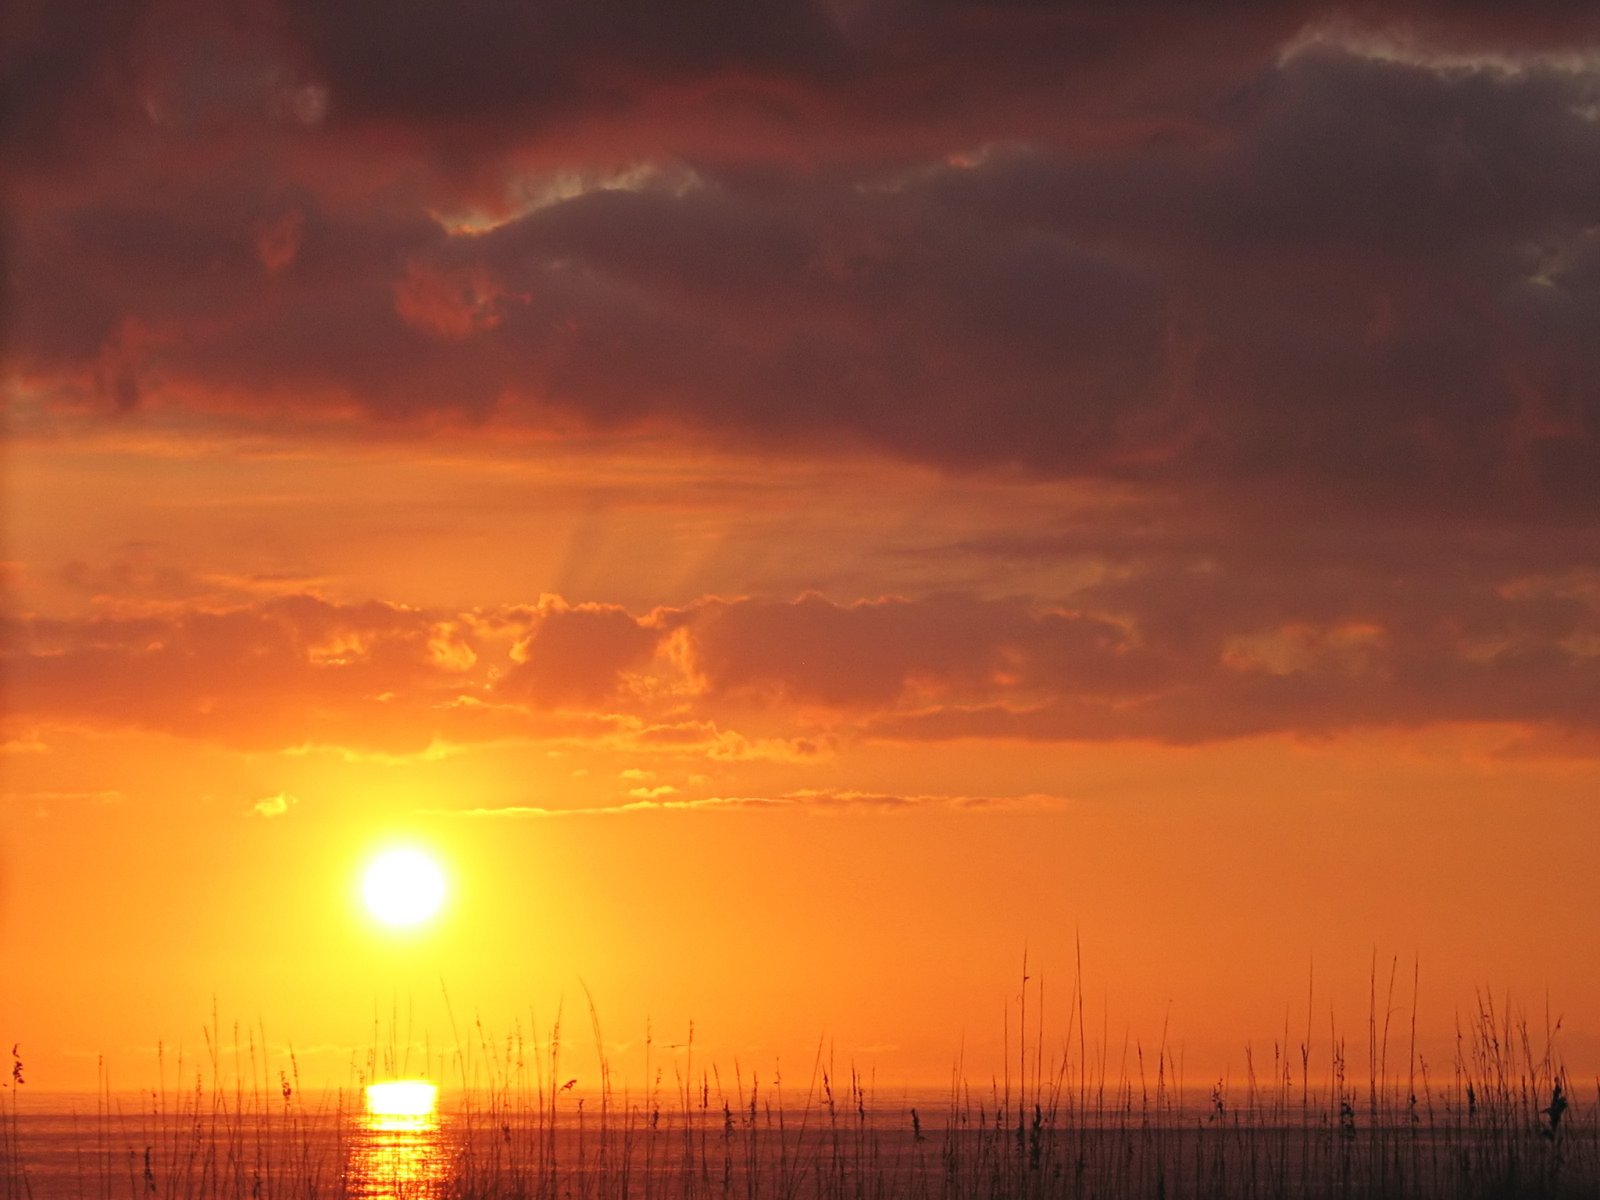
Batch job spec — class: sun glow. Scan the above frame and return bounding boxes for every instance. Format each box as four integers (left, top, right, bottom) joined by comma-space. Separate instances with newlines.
366, 1079, 439, 1118
361, 847, 447, 927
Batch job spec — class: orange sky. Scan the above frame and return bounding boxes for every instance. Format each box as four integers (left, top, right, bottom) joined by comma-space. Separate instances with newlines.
5, 1, 1600, 1094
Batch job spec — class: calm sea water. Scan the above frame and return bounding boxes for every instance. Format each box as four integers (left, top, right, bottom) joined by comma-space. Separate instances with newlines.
7, 1087, 1579, 1200
4, 1091, 432, 1200
3, 1087, 972, 1200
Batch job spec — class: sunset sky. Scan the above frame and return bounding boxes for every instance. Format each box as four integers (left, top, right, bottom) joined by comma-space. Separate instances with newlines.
4, 1, 1600, 1093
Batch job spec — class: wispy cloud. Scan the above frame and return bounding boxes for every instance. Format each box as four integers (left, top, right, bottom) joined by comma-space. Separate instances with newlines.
251, 792, 298, 818
422, 790, 1069, 818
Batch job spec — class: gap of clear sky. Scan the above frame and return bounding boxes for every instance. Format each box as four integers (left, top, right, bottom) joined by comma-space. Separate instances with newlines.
3, 1, 1599, 1092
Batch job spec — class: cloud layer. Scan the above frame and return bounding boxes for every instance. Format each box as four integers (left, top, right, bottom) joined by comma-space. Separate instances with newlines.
6, 3, 1599, 761
8, 573, 1599, 754
6, 2, 1598, 516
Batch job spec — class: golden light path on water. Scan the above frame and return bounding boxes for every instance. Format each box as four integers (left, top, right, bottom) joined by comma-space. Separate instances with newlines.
352, 1081, 444, 1200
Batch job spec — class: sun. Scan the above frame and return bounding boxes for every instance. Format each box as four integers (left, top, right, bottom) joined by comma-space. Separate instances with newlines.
361, 847, 447, 928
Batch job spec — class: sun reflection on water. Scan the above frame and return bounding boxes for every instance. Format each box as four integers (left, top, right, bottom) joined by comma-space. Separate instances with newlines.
349, 1081, 446, 1200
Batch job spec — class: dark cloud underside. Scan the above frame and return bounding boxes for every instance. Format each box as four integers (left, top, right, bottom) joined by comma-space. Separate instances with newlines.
6, 1, 1597, 512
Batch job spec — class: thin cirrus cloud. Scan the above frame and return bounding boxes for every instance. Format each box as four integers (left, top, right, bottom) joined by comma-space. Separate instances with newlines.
5, 2, 1597, 516
419, 790, 1070, 819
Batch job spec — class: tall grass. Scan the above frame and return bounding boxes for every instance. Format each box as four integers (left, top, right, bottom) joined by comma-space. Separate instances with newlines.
5, 969, 1596, 1200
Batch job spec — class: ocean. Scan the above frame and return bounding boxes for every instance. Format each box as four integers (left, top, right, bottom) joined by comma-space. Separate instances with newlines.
4, 1082, 1593, 1200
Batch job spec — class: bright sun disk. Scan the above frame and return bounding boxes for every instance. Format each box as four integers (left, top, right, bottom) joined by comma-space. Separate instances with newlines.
366, 1080, 438, 1118
362, 847, 446, 927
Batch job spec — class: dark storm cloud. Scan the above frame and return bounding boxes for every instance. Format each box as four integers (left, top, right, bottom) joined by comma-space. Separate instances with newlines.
274, 0, 848, 126
905, 43, 1600, 498
8, 2, 1598, 513
1, 0, 145, 171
